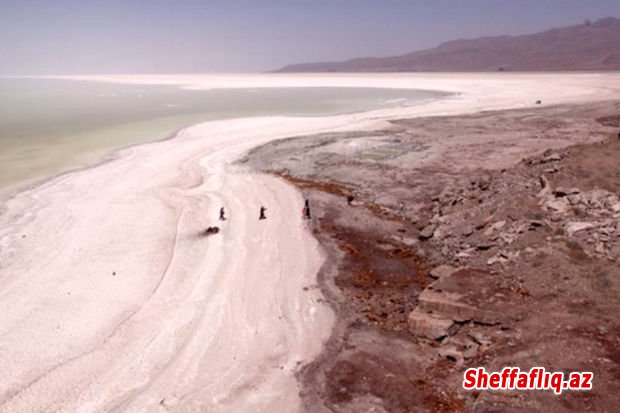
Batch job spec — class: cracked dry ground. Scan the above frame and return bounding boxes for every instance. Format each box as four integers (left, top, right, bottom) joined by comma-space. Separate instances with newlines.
241, 101, 620, 413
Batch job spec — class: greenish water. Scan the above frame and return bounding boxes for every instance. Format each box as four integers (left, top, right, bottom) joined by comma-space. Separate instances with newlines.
0, 78, 446, 189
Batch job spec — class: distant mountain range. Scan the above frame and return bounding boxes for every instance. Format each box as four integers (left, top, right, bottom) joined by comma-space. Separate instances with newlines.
277, 17, 620, 72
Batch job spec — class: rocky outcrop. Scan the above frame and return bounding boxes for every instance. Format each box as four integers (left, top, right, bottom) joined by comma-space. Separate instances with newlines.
407, 310, 458, 340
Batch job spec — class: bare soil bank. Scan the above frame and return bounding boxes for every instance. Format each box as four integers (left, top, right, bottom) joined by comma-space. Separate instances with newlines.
241, 101, 620, 412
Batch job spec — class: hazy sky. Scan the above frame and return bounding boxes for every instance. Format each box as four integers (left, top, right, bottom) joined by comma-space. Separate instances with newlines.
2, 0, 620, 74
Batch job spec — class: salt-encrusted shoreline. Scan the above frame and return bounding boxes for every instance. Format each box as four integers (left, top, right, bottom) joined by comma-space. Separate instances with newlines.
1, 73, 619, 412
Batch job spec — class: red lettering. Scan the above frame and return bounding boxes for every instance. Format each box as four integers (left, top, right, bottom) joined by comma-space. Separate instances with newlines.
529, 368, 538, 388
500, 368, 511, 388
463, 368, 478, 389
476, 368, 489, 388
550, 373, 563, 395
509, 368, 518, 388
537, 368, 544, 388
461, 367, 593, 393
489, 373, 500, 388
580, 372, 593, 389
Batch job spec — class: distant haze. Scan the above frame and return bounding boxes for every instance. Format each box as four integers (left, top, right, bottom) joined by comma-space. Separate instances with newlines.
2, 0, 620, 75
278, 17, 620, 72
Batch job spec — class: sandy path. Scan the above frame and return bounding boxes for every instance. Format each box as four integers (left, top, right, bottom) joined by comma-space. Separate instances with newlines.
1, 73, 619, 412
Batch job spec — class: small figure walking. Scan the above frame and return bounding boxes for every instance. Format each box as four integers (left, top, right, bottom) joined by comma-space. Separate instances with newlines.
219, 207, 226, 221
303, 199, 311, 220
259, 206, 267, 220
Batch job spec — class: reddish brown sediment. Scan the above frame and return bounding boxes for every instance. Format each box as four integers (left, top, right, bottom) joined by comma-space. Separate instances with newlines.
243, 101, 620, 412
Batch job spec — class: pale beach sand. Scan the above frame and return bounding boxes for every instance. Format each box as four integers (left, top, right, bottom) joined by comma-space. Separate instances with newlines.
1, 73, 619, 412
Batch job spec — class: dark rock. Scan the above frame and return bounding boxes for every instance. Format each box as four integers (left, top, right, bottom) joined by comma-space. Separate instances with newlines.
528, 220, 546, 229
419, 224, 436, 240
542, 153, 562, 162
469, 331, 492, 347
478, 174, 492, 190
477, 242, 495, 250
415, 218, 430, 230
438, 346, 464, 364
474, 215, 493, 230
487, 254, 508, 265
430, 264, 458, 279
538, 174, 551, 198
554, 187, 580, 197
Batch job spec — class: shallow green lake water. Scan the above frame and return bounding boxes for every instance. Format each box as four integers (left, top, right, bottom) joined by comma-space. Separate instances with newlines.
0, 78, 446, 189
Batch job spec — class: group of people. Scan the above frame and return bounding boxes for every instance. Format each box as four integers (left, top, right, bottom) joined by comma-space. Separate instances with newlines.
217, 199, 312, 222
